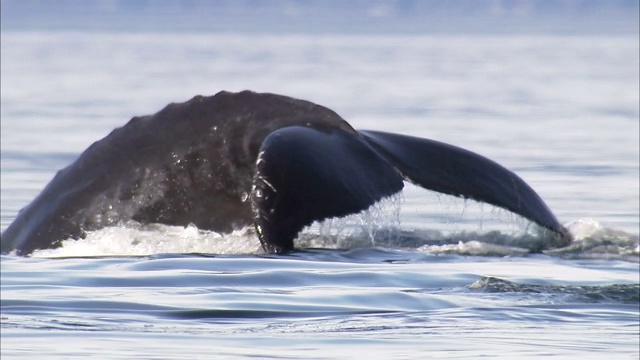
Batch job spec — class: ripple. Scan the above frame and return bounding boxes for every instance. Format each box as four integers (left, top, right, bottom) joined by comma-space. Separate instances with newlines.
469, 276, 640, 304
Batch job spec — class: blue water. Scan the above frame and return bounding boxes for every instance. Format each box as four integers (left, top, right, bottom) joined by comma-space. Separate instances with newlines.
1, 27, 639, 359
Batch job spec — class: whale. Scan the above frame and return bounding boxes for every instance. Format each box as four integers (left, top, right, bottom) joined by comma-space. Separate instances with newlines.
1, 90, 571, 255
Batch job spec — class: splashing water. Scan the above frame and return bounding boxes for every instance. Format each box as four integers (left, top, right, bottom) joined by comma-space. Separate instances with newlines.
29, 212, 638, 262
23, 186, 639, 261
31, 223, 263, 258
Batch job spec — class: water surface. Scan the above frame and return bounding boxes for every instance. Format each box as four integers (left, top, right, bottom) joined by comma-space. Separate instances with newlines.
1, 31, 639, 359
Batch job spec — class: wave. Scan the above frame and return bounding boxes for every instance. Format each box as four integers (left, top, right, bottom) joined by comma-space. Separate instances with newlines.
468, 276, 639, 304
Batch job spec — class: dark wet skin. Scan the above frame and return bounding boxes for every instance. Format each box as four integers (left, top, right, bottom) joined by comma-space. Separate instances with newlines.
1, 91, 571, 255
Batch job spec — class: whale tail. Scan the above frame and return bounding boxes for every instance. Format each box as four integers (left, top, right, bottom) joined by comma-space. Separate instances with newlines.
250, 126, 571, 254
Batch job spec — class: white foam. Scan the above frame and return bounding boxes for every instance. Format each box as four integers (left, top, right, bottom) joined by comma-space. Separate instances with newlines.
563, 218, 603, 241
29, 196, 403, 258
541, 219, 640, 261
418, 240, 529, 257
31, 224, 263, 258
27, 215, 638, 260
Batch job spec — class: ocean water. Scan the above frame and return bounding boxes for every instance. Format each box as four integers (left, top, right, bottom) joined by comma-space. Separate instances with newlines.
1, 31, 639, 359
